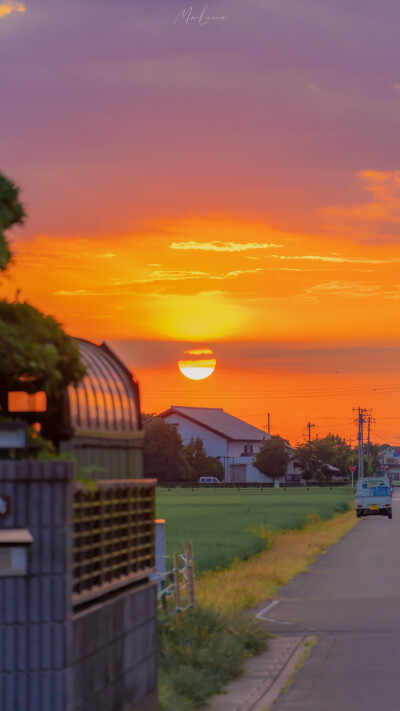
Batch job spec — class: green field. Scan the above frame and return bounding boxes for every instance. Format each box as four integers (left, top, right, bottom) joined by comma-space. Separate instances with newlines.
156, 487, 354, 574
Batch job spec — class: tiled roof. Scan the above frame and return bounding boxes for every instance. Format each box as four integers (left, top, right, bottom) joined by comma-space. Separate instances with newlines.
158, 406, 269, 442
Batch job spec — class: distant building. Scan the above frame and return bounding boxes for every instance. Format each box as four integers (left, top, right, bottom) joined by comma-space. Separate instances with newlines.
379, 446, 400, 480
157, 406, 299, 484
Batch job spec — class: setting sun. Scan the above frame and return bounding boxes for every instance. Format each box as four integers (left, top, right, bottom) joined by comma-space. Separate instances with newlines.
178, 348, 216, 380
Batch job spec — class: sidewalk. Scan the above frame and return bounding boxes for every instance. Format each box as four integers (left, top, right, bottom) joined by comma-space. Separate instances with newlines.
198, 635, 309, 711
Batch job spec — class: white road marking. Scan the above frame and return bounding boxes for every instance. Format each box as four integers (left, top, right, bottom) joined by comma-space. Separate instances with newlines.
256, 599, 295, 625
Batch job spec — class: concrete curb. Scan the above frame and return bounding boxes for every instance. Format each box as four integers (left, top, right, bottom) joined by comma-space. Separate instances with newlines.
198, 635, 313, 711
250, 636, 315, 711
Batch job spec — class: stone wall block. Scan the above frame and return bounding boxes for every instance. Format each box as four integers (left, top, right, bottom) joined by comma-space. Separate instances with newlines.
53, 481, 67, 526
53, 527, 67, 574
15, 480, 28, 526
52, 624, 67, 669
40, 670, 53, 711
3, 625, 15, 671
28, 483, 41, 527
40, 624, 53, 669
16, 577, 28, 623
28, 577, 40, 623
124, 582, 157, 631
39, 528, 52, 574
123, 654, 157, 710
16, 625, 28, 670
3, 578, 16, 623
107, 635, 124, 682
40, 480, 53, 526
4, 673, 16, 711
17, 673, 29, 709
73, 645, 109, 708
1, 459, 17, 481
40, 576, 52, 622
28, 670, 40, 711
28, 624, 40, 671
52, 575, 67, 621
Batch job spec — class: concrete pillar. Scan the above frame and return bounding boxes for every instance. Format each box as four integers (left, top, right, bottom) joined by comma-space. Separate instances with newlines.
0, 460, 74, 711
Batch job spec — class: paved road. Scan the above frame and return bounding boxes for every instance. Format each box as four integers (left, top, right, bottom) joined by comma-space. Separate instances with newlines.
260, 491, 400, 710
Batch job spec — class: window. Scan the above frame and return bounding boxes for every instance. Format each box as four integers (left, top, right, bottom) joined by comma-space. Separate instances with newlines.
8, 391, 47, 412
243, 444, 253, 455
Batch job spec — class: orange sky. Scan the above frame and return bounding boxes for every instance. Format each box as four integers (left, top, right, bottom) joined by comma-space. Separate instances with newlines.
4, 171, 400, 344
2, 3, 400, 446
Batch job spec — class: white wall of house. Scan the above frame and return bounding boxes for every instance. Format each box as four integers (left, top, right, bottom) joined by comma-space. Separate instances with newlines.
379, 447, 400, 480
162, 412, 299, 484
163, 413, 228, 458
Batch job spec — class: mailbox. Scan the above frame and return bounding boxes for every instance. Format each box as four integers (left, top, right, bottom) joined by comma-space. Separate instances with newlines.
0, 529, 33, 576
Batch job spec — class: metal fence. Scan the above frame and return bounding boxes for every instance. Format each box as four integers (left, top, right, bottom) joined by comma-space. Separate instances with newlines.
73, 479, 156, 607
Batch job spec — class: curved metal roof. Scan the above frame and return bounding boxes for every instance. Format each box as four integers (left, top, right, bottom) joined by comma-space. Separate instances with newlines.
67, 339, 140, 433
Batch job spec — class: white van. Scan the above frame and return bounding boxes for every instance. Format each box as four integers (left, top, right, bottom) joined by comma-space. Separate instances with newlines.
356, 477, 392, 519
199, 477, 220, 484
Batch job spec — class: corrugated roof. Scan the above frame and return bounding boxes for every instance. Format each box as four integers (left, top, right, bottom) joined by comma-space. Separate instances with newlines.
159, 406, 269, 441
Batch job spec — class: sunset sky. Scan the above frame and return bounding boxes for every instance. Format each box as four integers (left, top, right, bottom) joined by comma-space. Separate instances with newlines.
2, 0, 400, 444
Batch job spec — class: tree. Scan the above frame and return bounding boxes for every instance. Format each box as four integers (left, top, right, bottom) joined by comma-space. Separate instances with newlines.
183, 436, 224, 481
0, 173, 25, 270
296, 439, 333, 481
345, 451, 373, 479
0, 172, 85, 397
315, 434, 352, 479
0, 301, 85, 395
143, 419, 192, 482
141, 411, 157, 424
253, 435, 290, 483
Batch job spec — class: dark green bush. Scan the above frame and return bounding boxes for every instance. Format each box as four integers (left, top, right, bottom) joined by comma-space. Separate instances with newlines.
158, 606, 267, 710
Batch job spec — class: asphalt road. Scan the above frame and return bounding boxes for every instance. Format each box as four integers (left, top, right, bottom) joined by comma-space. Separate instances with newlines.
259, 491, 400, 711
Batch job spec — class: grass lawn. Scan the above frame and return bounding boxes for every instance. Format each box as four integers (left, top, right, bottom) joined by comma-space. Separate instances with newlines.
156, 487, 354, 574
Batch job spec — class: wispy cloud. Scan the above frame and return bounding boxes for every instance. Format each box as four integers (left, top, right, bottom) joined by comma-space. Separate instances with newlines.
0, 1, 25, 18
55, 267, 264, 295
169, 241, 283, 252
269, 254, 399, 265
305, 281, 381, 298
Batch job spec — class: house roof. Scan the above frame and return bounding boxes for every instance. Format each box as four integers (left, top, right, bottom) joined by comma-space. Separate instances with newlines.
157, 406, 269, 442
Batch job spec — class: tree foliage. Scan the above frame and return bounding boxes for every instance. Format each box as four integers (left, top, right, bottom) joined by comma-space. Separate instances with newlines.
0, 172, 85, 397
183, 436, 225, 481
253, 435, 290, 481
295, 434, 352, 481
295, 440, 331, 481
0, 301, 85, 395
143, 419, 192, 482
0, 173, 25, 270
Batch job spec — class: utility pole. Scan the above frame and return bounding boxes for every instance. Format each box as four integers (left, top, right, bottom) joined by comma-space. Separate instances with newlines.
267, 413, 270, 435
306, 422, 315, 442
353, 408, 370, 480
366, 415, 375, 457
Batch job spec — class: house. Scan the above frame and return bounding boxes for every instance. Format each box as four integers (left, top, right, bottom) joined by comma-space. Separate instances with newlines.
157, 406, 299, 485
379, 446, 400, 480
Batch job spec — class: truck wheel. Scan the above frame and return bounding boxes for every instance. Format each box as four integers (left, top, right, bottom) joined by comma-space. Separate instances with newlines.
388, 511, 392, 519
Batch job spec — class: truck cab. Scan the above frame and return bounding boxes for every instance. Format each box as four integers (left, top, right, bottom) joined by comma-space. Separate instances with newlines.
356, 477, 392, 519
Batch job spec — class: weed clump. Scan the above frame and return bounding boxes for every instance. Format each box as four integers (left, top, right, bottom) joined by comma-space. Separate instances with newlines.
158, 606, 267, 711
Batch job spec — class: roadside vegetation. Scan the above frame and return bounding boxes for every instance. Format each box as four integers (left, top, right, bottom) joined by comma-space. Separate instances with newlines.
158, 607, 267, 711
158, 492, 357, 710
197, 509, 357, 612
156, 487, 354, 573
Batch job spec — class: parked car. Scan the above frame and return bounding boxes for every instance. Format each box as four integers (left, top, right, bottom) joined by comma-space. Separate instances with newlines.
199, 476, 221, 484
